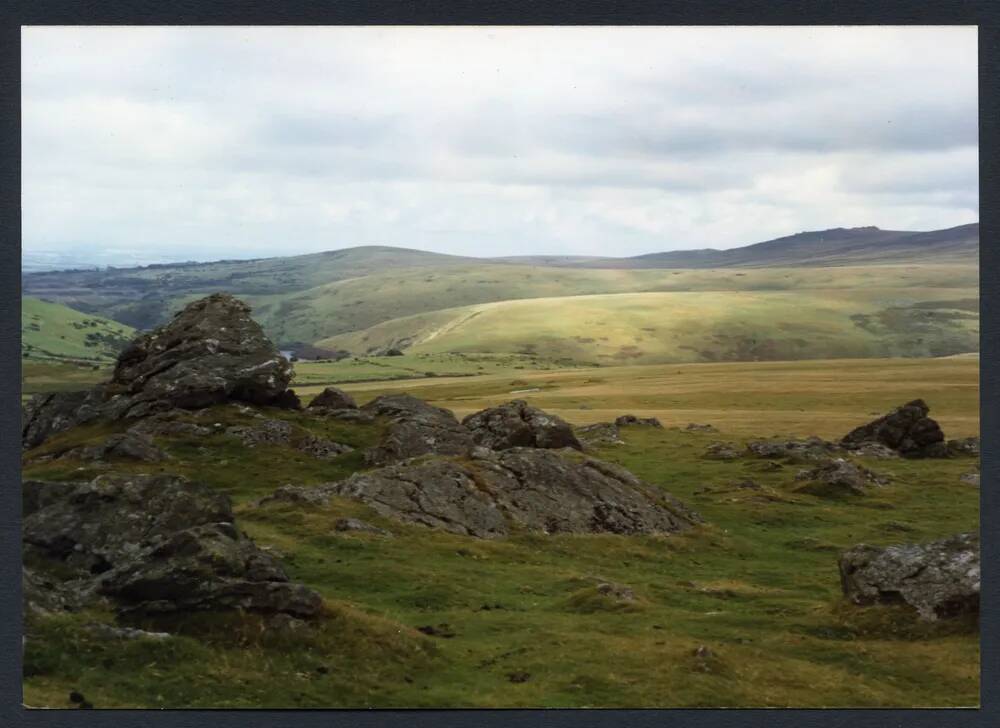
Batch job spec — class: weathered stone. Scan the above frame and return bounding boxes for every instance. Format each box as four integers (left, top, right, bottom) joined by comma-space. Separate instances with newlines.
362, 394, 474, 465
111, 293, 293, 411
838, 532, 980, 621
844, 442, 900, 459
615, 414, 664, 428
21, 389, 107, 450
841, 399, 947, 458
703, 442, 740, 460
308, 387, 357, 410
333, 518, 393, 537
960, 471, 980, 487
947, 437, 980, 457
226, 419, 353, 459
746, 437, 838, 462
64, 432, 169, 463
683, 423, 717, 433
463, 400, 582, 451
126, 411, 212, 438
23, 473, 322, 617
794, 458, 889, 497
576, 422, 624, 447
291, 448, 701, 538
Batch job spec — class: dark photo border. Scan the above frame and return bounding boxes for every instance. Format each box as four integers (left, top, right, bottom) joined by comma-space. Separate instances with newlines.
1, 2, 996, 727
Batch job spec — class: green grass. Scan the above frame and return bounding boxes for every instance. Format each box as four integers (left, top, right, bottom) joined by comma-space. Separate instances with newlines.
21, 357, 980, 708
21, 297, 135, 363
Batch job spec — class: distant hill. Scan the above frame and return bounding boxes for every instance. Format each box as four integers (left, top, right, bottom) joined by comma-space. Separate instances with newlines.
22, 297, 136, 363
21, 223, 978, 348
502, 223, 979, 269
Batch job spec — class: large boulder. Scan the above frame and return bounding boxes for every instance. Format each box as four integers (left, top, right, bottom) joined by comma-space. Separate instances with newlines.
265, 448, 701, 539
111, 293, 292, 411
841, 399, 947, 458
21, 294, 296, 450
576, 422, 625, 447
793, 458, 889, 497
307, 387, 357, 410
462, 400, 582, 451
838, 533, 980, 621
23, 473, 322, 617
361, 394, 474, 465
746, 437, 839, 462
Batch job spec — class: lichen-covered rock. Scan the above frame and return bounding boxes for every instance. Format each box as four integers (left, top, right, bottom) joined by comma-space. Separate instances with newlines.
838, 533, 980, 621
463, 400, 582, 451
947, 437, 980, 457
844, 442, 900, 459
23, 474, 322, 617
63, 431, 169, 463
793, 458, 889, 497
616, 415, 664, 428
703, 442, 740, 460
841, 399, 947, 458
308, 387, 357, 410
576, 422, 624, 447
362, 394, 474, 465
746, 437, 838, 462
225, 419, 353, 459
111, 293, 292, 411
21, 294, 297, 450
282, 448, 701, 539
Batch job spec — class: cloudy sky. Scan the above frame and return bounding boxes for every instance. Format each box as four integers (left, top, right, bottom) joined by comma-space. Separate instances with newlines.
22, 26, 978, 264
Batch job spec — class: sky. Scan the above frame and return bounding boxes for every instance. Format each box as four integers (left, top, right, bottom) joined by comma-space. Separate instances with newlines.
21, 26, 979, 265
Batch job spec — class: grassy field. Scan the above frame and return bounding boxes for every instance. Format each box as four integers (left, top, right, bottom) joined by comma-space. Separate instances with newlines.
21, 297, 135, 363
22, 356, 980, 708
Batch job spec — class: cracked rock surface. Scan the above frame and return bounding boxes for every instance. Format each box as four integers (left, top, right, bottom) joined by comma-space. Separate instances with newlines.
462, 400, 582, 451
361, 394, 474, 465
838, 532, 979, 621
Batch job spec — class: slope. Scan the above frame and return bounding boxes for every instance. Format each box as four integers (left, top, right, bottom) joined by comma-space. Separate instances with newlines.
317, 286, 979, 364
22, 297, 136, 363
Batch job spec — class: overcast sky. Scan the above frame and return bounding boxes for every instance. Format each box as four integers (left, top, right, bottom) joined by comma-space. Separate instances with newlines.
22, 26, 978, 263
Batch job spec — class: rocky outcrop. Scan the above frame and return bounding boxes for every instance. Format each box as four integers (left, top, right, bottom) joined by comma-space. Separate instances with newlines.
841, 399, 947, 458
224, 419, 353, 459
23, 473, 322, 617
838, 532, 980, 621
62, 431, 169, 463
111, 293, 292, 410
576, 422, 624, 447
746, 437, 838, 462
947, 437, 980, 457
794, 458, 889, 497
615, 415, 663, 428
462, 400, 582, 451
361, 394, 474, 465
703, 442, 740, 460
308, 387, 357, 410
21, 294, 297, 449
265, 449, 701, 539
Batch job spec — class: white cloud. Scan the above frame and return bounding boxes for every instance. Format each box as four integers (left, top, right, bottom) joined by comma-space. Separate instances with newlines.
21, 25, 978, 261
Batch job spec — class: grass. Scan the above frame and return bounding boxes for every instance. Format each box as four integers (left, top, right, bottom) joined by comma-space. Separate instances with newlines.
21, 297, 135, 364
21, 356, 980, 708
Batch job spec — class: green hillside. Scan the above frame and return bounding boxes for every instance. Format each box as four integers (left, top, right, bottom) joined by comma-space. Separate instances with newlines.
249, 263, 977, 347
318, 287, 979, 365
21, 297, 136, 363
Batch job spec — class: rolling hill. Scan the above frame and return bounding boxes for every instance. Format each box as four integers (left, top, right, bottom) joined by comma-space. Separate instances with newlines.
21, 297, 136, 363
317, 286, 979, 364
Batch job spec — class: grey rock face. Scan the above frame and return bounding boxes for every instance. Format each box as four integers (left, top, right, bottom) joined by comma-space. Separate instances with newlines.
362, 394, 474, 465
112, 293, 292, 410
576, 422, 624, 447
703, 442, 741, 460
64, 432, 169, 463
23, 473, 322, 617
794, 458, 889, 497
616, 415, 664, 429
308, 387, 357, 410
947, 437, 980, 457
746, 437, 838, 462
844, 442, 900, 459
284, 448, 701, 539
21, 294, 296, 450
462, 400, 582, 451
225, 419, 353, 459
841, 399, 947, 458
838, 532, 980, 621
